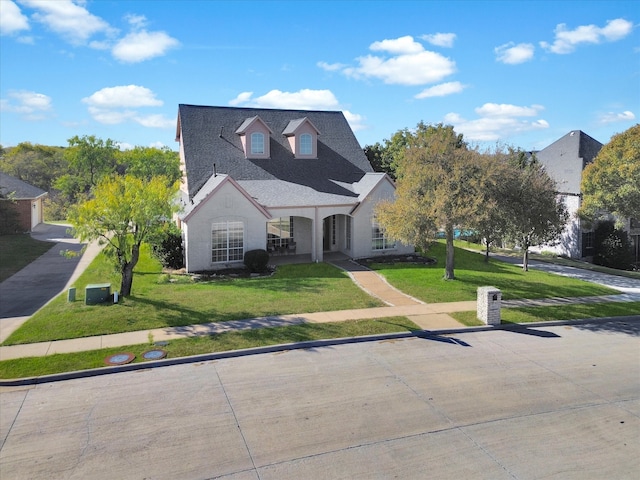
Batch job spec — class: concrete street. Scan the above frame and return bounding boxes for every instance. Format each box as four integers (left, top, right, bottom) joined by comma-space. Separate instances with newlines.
1, 319, 638, 479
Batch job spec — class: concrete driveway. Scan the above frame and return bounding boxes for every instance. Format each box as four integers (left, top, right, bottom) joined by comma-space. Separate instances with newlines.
1, 319, 638, 479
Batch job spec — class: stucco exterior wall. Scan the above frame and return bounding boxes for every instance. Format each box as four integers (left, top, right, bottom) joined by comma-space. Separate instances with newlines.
183, 181, 269, 272
350, 179, 413, 259
530, 195, 582, 258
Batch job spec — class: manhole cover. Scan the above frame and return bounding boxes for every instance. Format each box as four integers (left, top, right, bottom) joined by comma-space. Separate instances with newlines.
104, 352, 135, 365
142, 349, 167, 360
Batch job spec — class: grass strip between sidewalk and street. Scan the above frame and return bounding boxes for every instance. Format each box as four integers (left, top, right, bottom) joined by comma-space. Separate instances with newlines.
0, 317, 420, 379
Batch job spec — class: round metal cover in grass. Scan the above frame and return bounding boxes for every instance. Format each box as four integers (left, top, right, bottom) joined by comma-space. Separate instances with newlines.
142, 349, 167, 360
104, 352, 135, 365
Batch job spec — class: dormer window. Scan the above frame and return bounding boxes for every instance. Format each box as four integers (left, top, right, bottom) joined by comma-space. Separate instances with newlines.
300, 133, 312, 155
235, 116, 272, 159
283, 118, 320, 159
251, 132, 265, 155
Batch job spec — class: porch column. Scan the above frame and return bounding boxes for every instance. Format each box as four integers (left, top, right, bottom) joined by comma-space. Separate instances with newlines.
312, 207, 323, 263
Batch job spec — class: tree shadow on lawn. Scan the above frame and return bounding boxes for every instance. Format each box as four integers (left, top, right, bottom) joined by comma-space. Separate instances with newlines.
126, 295, 257, 327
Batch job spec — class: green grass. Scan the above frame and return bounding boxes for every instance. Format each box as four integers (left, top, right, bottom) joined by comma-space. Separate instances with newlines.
3, 245, 383, 345
0, 234, 54, 282
369, 242, 619, 303
0, 317, 419, 379
452, 301, 640, 327
453, 239, 640, 281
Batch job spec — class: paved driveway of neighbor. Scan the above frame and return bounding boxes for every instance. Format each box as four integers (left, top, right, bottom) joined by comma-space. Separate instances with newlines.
1, 319, 638, 479
0, 224, 85, 319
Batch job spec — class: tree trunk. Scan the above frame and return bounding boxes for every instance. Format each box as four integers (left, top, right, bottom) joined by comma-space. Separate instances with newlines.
484, 238, 490, 263
119, 243, 141, 296
444, 223, 455, 279
522, 246, 529, 272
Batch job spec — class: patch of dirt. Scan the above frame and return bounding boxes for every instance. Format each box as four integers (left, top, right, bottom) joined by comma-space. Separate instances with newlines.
356, 254, 437, 266
185, 266, 276, 281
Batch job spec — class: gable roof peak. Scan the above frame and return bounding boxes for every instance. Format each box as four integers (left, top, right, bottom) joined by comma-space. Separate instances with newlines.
282, 117, 320, 136
235, 115, 274, 135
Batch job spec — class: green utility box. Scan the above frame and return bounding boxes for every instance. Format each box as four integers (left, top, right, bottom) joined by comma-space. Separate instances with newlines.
85, 283, 111, 305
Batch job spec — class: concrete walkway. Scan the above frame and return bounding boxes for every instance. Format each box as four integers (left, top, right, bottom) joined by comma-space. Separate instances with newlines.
1, 232, 639, 361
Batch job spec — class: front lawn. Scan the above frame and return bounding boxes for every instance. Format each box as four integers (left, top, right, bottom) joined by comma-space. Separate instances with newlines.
368, 242, 618, 303
2, 246, 383, 345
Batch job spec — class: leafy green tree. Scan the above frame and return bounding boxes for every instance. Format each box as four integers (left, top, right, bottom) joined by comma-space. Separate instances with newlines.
502, 161, 569, 271
375, 123, 486, 279
0, 142, 67, 191
468, 151, 515, 262
593, 220, 633, 269
119, 146, 181, 185
69, 174, 179, 296
364, 142, 395, 178
580, 124, 640, 223
55, 135, 119, 202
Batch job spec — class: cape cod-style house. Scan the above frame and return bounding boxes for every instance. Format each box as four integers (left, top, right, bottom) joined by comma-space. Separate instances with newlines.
175, 104, 413, 272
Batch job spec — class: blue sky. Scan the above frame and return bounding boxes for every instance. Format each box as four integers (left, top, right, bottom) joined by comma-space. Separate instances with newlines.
1, 0, 638, 152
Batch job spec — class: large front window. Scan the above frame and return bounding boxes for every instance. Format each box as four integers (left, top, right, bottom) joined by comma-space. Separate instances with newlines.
372, 216, 395, 250
212, 220, 244, 262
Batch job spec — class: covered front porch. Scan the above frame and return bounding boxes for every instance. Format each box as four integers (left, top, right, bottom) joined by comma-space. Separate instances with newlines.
264, 212, 354, 263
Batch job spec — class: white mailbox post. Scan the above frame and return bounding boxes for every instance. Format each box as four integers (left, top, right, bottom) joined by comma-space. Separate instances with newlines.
477, 286, 501, 325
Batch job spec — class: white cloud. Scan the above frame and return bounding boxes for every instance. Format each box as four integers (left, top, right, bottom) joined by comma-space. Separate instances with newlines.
599, 110, 636, 124
495, 42, 535, 64
133, 113, 175, 128
228, 89, 367, 132
82, 85, 170, 128
112, 30, 179, 63
540, 18, 633, 54
86, 107, 135, 125
370, 35, 424, 54
228, 91, 254, 106
83, 85, 163, 108
229, 89, 340, 110
349, 50, 455, 86
475, 103, 543, 117
0, 0, 29, 35
0, 90, 52, 120
317, 61, 346, 72
342, 110, 366, 131
420, 32, 456, 48
328, 35, 456, 86
444, 103, 548, 141
20, 0, 114, 45
415, 81, 466, 99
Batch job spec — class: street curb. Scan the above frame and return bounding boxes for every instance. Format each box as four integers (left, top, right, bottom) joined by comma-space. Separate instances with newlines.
1, 315, 638, 387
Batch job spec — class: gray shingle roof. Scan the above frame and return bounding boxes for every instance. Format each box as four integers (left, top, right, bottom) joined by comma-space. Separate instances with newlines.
535, 130, 603, 194
177, 105, 373, 201
0, 172, 47, 199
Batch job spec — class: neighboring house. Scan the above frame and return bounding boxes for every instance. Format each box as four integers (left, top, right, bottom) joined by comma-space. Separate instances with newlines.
0, 172, 47, 233
531, 130, 603, 259
175, 104, 413, 272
